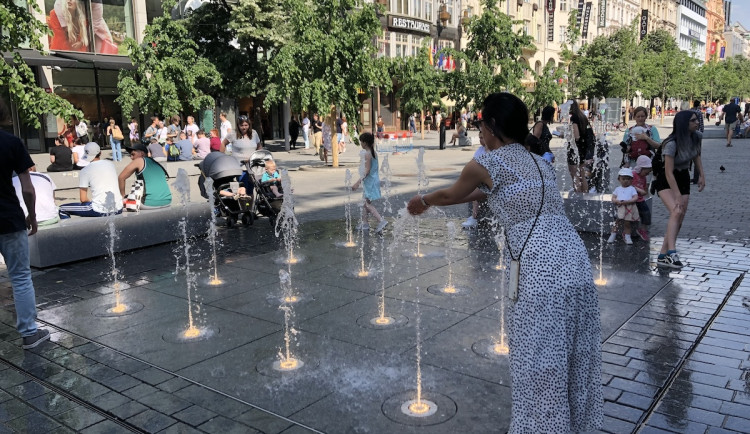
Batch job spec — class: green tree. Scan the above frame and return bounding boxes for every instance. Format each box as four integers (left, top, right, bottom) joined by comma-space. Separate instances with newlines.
116, 0, 222, 118
443, 0, 533, 110
638, 30, 684, 123
0, 0, 81, 127
229, 0, 291, 97
263, 0, 389, 122
560, 10, 581, 97
390, 44, 442, 138
529, 64, 565, 116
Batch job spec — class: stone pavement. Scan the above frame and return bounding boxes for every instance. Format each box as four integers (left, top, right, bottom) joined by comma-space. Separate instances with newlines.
0, 123, 748, 433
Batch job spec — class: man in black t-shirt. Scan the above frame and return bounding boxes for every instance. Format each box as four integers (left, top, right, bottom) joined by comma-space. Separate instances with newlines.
47, 136, 74, 172
0, 131, 49, 349
721, 100, 743, 147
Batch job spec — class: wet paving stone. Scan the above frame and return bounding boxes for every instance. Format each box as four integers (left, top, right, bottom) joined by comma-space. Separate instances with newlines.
126, 408, 177, 433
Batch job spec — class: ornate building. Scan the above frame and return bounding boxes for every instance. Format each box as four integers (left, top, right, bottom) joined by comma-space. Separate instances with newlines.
705, 0, 726, 60
641, 0, 678, 36
724, 22, 750, 59
675, 0, 708, 61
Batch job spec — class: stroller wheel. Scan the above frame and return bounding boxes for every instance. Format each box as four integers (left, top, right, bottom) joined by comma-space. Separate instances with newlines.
226, 216, 235, 228
242, 213, 254, 226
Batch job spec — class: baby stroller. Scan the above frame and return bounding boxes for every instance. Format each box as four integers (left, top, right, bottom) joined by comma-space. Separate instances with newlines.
243, 150, 283, 226
198, 153, 253, 227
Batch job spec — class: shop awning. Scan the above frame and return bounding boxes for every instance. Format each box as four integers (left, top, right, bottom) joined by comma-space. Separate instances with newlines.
3, 50, 80, 68
54, 52, 136, 70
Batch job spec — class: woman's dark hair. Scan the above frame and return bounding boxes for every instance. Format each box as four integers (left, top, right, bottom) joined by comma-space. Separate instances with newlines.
359, 132, 376, 159
633, 106, 648, 118
541, 106, 555, 122
236, 116, 252, 139
568, 100, 589, 132
480, 93, 530, 144
668, 110, 695, 147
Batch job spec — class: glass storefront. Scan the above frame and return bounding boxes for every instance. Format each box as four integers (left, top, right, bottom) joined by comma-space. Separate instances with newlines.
44, 0, 134, 55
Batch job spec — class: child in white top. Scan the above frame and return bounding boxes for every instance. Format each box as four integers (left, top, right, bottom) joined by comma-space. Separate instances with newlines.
607, 168, 640, 245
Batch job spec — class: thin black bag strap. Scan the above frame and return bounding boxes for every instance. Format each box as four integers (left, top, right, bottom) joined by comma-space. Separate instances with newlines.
505, 150, 545, 262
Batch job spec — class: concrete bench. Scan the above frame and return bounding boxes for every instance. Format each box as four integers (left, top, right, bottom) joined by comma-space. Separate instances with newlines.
563, 192, 652, 233
28, 203, 209, 268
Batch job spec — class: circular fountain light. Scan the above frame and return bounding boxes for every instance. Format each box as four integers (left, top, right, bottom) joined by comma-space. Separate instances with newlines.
344, 269, 379, 279
357, 313, 409, 329
183, 326, 202, 339
594, 278, 608, 286
472, 338, 510, 360
401, 399, 437, 417
161, 325, 218, 343
334, 240, 358, 248
492, 342, 510, 355
358, 270, 370, 277
109, 303, 128, 314
274, 254, 306, 265
93, 301, 144, 317
382, 391, 456, 426
283, 295, 300, 303
272, 357, 304, 372
427, 284, 472, 297
208, 278, 224, 286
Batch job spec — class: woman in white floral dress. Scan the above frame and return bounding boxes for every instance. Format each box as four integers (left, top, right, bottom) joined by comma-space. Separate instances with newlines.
408, 93, 602, 433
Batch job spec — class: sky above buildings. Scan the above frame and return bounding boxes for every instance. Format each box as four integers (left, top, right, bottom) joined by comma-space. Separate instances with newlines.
731, 1, 750, 30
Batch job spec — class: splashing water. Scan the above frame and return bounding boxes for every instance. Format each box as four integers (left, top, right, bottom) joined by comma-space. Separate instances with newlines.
172, 169, 202, 338
103, 192, 127, 313
413, 147, 430, 408
274, 168, 299, 269
342, 169, 356, 247
443, 221, 458, 293
203, 176, 222, 285
380, 153, 393, 216
276, 269, 302, 370
492, 230, 509, 354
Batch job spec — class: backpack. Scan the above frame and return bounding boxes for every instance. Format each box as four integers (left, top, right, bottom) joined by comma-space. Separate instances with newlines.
168, 143, 181, 158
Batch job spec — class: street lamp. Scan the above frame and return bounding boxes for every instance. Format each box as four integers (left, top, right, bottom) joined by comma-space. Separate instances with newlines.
436, 1, 451, 41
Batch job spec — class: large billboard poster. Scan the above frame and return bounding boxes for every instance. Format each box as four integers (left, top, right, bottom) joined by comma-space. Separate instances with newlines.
45, 0, 133, 55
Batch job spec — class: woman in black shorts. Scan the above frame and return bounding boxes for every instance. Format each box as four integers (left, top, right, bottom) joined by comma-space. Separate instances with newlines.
568, 101, 590, 192
654, 110, 705, 268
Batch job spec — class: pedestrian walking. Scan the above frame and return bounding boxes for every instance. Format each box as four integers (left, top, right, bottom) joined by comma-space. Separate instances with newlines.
407, 92, 602, 433
720, 99, 743, 147
289, 115, 300, 150
653, 111, 705, 268
106, 119, 124, 161
301, 111, 310, 149
312, 113, 323, 156
0, 129, 50, 349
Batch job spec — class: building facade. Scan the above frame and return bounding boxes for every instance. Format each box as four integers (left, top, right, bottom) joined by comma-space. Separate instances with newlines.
724, 22, 750, 58
641, 0, 678, 36
704, 0, 725, 60
675, 0, 708, 61
602, 0, 641, 33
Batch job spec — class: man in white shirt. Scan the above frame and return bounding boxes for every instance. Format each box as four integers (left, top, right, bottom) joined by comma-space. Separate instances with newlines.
184, 116, 200, 144
12, 168, 60, 225
219, 112, 232, 142
72, 115, 89, 144
301, 111, 310, 149
59, 143, 123, 217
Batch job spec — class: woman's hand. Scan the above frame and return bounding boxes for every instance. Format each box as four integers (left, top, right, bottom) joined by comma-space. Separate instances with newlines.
407, 195, 429, 215
698, 176, 706, 192
351, 180, 361, 190
635, 133, 649, 141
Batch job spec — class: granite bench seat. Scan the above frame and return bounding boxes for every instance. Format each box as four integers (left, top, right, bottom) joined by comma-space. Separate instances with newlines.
28, 203, 209, 268
562, 192, 652, 233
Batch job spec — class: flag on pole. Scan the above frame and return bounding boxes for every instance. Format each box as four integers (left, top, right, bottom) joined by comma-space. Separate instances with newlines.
438, 53, 444, 69
429, 46, 434, 65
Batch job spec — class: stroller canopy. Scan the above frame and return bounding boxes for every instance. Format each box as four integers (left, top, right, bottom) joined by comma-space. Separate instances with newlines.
200, 152, 243, 181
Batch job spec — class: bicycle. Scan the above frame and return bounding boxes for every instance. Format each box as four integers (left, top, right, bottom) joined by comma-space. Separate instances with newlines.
605, 121, 628, 132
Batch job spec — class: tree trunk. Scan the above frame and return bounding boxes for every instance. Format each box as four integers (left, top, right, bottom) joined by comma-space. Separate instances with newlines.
420, 109, 424, 140
283, 98, 291, 152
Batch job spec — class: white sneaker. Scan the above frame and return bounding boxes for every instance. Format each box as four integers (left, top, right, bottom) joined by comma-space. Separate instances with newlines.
607, 233, 617, 243
624, 234, 633, 245
462, 216, 478, 228
375, 220, 388, 233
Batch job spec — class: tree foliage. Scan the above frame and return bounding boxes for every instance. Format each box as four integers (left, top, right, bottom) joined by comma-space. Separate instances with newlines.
116, 0, 221, 117
443, 0, 533, 110
529, 64, 565, 115
390, 45, 442, 117
263, 0, 389, 120
0, 0, 82, 127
